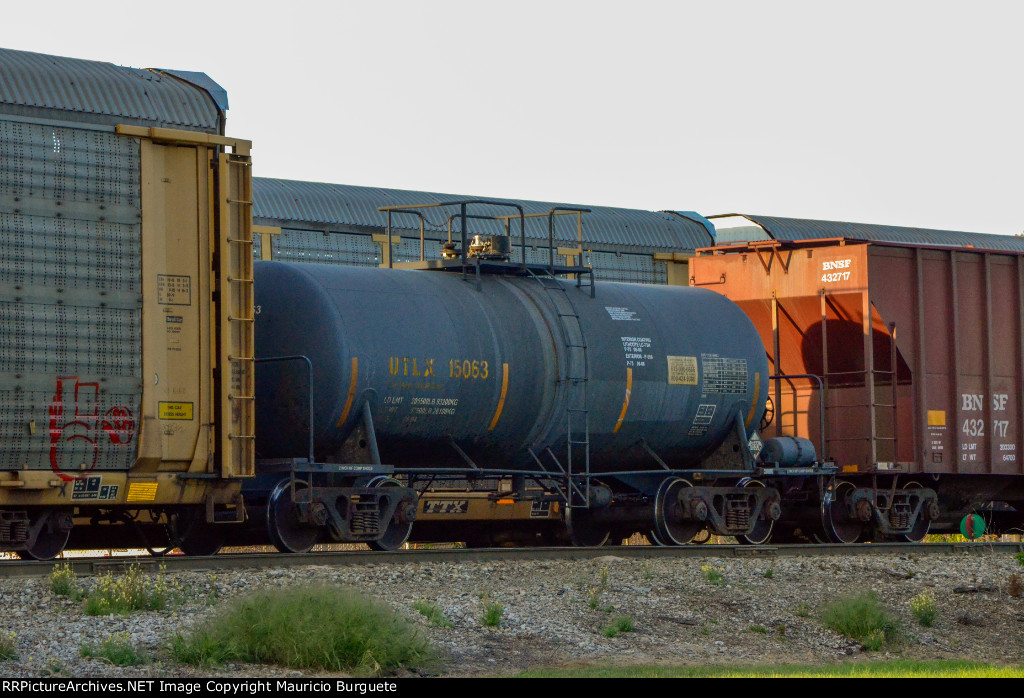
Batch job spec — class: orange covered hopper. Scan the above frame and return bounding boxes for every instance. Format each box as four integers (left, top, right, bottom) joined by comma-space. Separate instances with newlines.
691, 238, 1023, 476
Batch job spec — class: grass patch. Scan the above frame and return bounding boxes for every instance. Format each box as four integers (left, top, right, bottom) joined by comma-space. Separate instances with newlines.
49, 563, 82, 599
1015, 551, 1024, 567
413, 600, 453, 628
701, 565, 725, 586
749, 625, 768, 634
910, 592, 937, 627
0, 632, 17, 661
84, 563, 179, 616
81, 633, 147, 666
172, 585, 431, 675
602, 616, 635, 638
481, 600, 504, 628
820, 592, 902, 650
517, 660, 1024, 678
794, 601, 811, 617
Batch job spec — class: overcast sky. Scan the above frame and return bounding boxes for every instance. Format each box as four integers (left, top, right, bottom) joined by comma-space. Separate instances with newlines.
6, 1, 1023, 235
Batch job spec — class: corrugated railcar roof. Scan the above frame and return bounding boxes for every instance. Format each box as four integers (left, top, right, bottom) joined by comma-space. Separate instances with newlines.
253, 178, 713, 251
713, 214, 1024, 252
0, 48, 222, 132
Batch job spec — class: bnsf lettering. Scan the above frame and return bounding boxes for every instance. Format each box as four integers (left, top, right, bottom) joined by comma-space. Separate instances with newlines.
822, 259, 851, 270
961, 394, 984, 411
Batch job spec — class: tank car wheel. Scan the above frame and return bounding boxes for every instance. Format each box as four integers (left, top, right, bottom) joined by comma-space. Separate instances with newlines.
565, 507, 611, 547
267, 478, 319, 554
652, 478, 704, 546
902, 481, 931, 542
367, 477, 414, 551
738, 479, 775, 545
821, 480, 864, 544
17, 509, 72, 561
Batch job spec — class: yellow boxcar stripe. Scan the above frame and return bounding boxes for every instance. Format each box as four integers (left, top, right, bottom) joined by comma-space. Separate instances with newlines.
487, 363, 510, 431
612, 367, 633, 434
746, 372, 761, 429
336, 357, 359, 427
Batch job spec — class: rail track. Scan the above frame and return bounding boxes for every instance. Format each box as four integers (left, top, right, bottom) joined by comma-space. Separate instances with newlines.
1, 542, 1022, 579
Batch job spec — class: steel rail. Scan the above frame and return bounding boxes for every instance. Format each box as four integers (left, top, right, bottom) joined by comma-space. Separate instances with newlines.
1, 542, 1021, 579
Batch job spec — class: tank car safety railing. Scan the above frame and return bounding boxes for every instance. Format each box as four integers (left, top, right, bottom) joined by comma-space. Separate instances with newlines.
379, 209, 428, 266
255, 355, 315, 465
769, 373, 826, 458
379, 199, 527, 272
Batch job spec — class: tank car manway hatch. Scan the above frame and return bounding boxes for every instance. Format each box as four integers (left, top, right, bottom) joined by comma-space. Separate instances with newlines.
253, 199, 834, 549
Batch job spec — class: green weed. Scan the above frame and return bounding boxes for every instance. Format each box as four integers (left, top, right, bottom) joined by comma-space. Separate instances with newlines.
0, 632, 16, 661
49, 563, 80, 598
701, 565, 725, 586
481, 600, 504, 628
603, 616, 635, 638
910, 592, 937, 627
171, 585, 432, 675
84, 563, 179, 615
413, 600, 453, 628
80, 633, 147, 666
820, 592, 902, 650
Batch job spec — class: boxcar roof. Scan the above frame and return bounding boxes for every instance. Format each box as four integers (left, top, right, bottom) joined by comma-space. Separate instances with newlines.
0, 48, 223, 132
710, 213, 1024, 252
253, 177, 714, 252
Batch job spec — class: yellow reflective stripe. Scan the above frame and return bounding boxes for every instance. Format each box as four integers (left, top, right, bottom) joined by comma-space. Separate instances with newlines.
746, 372, 760, 429
612, 367, 633, 434
336, 357, 359, 427
487, 363, 510, 431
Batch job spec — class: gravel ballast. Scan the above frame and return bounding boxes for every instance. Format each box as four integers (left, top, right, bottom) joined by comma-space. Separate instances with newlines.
1, 550, 1023, 677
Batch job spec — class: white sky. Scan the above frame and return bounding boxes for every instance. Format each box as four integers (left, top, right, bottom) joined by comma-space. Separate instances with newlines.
6, 1, 1023, 235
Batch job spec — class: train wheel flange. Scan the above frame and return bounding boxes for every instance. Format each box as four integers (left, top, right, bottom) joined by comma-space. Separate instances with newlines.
565, 507, 611, 547
653, 478, 704, 546
367, 477, 414, 551
266, 478, 318, 554
739, 479, 775, 545
821, 480, 864, 544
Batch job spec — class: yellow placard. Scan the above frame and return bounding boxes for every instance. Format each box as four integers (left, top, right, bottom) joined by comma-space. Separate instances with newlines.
927, 410, 946, 427
667, 355, 698, 385
126, 482, 158, 502
159, 402, 194, 420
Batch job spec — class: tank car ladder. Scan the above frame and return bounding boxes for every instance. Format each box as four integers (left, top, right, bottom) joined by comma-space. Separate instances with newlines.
527, 270, 592, 509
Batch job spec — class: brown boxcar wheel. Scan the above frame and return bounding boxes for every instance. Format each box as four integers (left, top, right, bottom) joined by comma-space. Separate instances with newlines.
266, 478, 319, 554
821, 480, 864, 544
902, 481, 931, 542
367, 478, 414, 551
